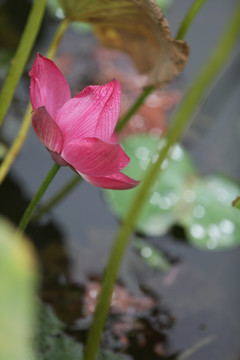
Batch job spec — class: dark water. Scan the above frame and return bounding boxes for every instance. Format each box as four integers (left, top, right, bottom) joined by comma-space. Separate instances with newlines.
1, 0, 240, 359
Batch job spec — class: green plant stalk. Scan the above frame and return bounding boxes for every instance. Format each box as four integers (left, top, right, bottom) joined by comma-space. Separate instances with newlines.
19, 163, 60, 232
0, 103, 32, 185
38, 0, 210, 216
0, 0, 48, 128
32, 174, 82, 221
0, 18, 70, 185
84, 4, 240, 360
46, 18, 71, 59
176, 0, 208, 40
116, 85, 154, 132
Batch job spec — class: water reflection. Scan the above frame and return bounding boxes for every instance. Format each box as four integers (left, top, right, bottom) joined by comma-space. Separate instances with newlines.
193, 205, 206, 219
141, 246, 153, 258
171, 144, 184, 161
219, 219, 235, 235
190, 224, 206, 239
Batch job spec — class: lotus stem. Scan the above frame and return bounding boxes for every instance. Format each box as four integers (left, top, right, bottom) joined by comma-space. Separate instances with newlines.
176, 0, 208, 40
18, 163, 60, 232
116, 85, 154, 132
32, 174, 82, 221
0, 0, 48, 128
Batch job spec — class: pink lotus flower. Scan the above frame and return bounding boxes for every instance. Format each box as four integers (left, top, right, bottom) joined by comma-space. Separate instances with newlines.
29, 54, 139, 190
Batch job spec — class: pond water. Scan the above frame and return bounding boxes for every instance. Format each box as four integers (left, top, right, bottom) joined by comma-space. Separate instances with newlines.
0, 0, 240, 359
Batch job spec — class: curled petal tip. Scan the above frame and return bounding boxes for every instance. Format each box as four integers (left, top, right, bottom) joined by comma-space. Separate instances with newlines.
29, 52, 44, 77
81, 172, 140, 190
29, 54, 71, 117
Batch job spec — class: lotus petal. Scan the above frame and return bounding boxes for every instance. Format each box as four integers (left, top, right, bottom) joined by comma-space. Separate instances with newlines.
56, 79, 120, 144
32, 107, 64, 153
29, 54, 71, 118
81, 171, 140, 190
61, 137, 129, 176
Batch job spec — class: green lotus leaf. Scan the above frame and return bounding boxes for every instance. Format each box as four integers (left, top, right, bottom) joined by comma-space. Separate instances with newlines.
179, 176, 240, 250
104, 134, 196, 236
134, 238, 170, 271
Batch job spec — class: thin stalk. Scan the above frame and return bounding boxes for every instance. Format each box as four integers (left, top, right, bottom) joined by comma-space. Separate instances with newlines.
116, 85, 154, 132
0, 0, 48, 127
19, 163, 60, 232
0, 18, 70, 185
84, 5, 240, 360
32, 175, 82, 221
0, 103, 32, 184
176, 0, 208, 40
45, 18, 71, 59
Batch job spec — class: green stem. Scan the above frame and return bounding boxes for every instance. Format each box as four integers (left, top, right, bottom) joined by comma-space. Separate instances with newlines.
116, 85, 154, 132
19, 163, 60, 232
0, 18, 70, 185
32, 175, 82, 221
0, 0, 48, 128
84, 4, 240, 360
46, 18, 71, 59
176, 0, 208, 40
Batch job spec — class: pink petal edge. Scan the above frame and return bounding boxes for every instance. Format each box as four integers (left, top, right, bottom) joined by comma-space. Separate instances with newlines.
93, 79, 121, 141
32, 106, 64, 153
81, 172, 140, 190
61, 137, 130, 177
56, 79, 121, 144
109, 131, 118, 143
29, 53, 71, 118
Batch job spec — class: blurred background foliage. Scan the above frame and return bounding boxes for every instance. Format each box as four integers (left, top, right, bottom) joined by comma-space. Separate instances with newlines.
0, 0, 240, 359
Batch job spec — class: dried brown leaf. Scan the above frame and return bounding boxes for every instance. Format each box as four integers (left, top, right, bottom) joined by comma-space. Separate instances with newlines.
59, 0, 189, 86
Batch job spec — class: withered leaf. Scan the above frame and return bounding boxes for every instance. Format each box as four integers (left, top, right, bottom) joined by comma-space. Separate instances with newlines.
59, 0, 189, 86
